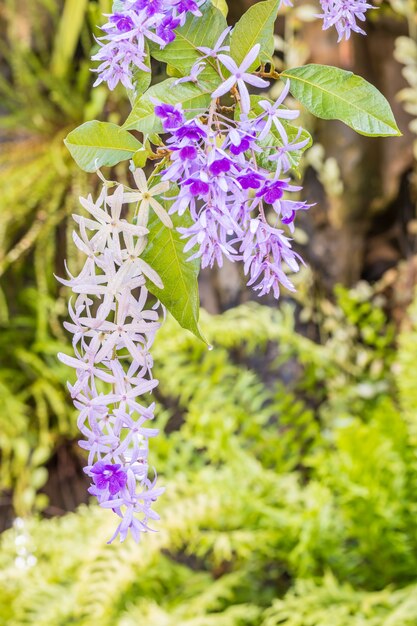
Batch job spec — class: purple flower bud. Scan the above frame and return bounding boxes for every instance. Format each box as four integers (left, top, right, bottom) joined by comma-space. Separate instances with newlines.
257, 180, 288, 204
237, 171, 265, 190
229, 136, 252, 155
179, 145, 198, 160
175, 122, 206, 142
132, 0, 164, 16
109, 13, 134, 32
91, 461, 128, 496
187, 178, 210, 196
156, 16, 180, 43
209, 158, 231, 176
154, 103, 184, 130
282, 211, 296, 224
175, 0, 200, 14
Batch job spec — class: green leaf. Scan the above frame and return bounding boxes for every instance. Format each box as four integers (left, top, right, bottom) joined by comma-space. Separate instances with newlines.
212, 0, 229, 17
149, 1, 227, 81
64, 121, 142, 172
281, 64, 401, 137
127, 42, 152, 106
132, 148, 149, 168
123, 78, 215, 134
167, 64, 183, 78
230, 0, 280, 67
142, 208, 206, 344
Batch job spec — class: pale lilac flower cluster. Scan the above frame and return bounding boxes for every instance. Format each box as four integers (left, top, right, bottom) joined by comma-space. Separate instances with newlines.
318, 0, 374, 41
93, 0, 204, 90
154, 44, 311, 299
58, 174, 169, 542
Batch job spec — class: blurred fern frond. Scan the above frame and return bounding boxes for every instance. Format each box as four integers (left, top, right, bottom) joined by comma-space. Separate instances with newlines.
0, 0, 124, 516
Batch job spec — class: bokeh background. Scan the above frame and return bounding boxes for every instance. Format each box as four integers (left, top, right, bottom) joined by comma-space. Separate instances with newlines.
1, 0, 417, 624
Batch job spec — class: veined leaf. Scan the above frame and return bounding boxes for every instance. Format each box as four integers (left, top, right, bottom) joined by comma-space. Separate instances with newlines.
281, 64, 401, 137
149, 1, 227, 81
123, 78, 216, 134
127, 42, 152, 106
212, 0, 229, 16
230, 0, 280, 68
64, 121, 142, 172
142, 208, 206, 344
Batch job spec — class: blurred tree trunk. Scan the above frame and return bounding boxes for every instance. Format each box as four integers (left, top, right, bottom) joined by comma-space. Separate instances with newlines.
199, 3, 415, 313
301, 17, 414, 289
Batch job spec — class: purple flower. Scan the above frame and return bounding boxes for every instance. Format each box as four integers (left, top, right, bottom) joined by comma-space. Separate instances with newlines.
209, 158, 231, 176
179, 208, 236, 268
197, 26, 231, 59
109, 13, 135, 32
318, 0, 374, 41
92, 40, 150, 91
179, 145, 198, 160
212, 44, 270, 112
237, 170, 265, 190
229, 135, 252, 155
257, 180, 289, 204
156, 15, 180, 44
174, 0, 201, 16
174, 121, 206, 142
256, 82, 299, 143
132, 0, 164, 16
152, 80, 312, 296
92, 0, 204, 90
240, 220, 302, 299
154, 102, 185, 130
174, 61, 206, 85
186, 177, 210, 196
268, 130, 311, 175
91, 461, 128, 495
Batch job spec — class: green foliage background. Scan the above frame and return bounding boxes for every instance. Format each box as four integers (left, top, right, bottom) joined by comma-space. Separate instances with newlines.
1, 0, 417, 624
1, 294, 417, 624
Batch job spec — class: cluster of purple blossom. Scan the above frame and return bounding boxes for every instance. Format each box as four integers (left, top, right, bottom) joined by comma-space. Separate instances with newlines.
153, 43, 311, 298
92, 0, 375, 92
93, 0, 204, 90
58, 175, 169, 542
318, 0, 374, 41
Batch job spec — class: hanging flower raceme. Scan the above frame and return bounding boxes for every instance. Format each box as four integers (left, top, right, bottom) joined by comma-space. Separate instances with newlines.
151, 40, 312, 299
92, 0, 205, 90
58, 176, 166, 543
58, 0, 398, 548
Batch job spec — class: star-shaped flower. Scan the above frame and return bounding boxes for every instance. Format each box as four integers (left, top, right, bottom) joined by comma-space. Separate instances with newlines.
121, 169, 173, 228
211, 44, 269, 112
197, 26, 231, 59
256, 81, 299, 142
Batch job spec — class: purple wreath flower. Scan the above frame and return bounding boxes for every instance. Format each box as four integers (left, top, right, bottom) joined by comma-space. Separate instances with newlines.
318, 0, 374, 41
153, 101, 185, 130
197, 26, 231, 59
212, 44, 270, 112
132, 0, 164, 16
109, 13, 135, 32
92, 0, 205, 89
91, 462, 128, 495
156, 15, 181, 43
